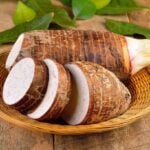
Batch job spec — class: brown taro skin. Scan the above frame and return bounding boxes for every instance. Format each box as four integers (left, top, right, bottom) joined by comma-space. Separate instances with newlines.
14, 30, 131, 80
72, 62, 131, 124
37, 62, 71, 121
13, 60, 48, 114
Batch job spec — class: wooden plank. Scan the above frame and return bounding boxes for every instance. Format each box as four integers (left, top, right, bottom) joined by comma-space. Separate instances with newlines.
0, 1, 15, 32
54, 131, 123, 150
74, 15, 129, 31
0, 118, 53, 150
128, 0, 150, 28
54, 115, 150, 150
128, 144, 150, 150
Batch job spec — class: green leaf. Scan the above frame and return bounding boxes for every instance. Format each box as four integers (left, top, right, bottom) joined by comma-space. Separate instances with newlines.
105, 19, 150, 39
72, 0, 96, 19
91, 0, 111, 9
25, 0, 75, 28
96, 0, 147, 15
25, 0, 54, 16
0, 14, 52, 45
109, 0, 137, 6
13, 1, 36, 25
60, 0, 72, 7
53, 7, 75, 28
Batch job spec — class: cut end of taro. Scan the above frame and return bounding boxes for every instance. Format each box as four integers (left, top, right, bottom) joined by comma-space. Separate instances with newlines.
5, 34, 24, 70
62, 64, 90, 125
3, 57, 35, 105
27, 59, 59, 120
126, 37, 150, 74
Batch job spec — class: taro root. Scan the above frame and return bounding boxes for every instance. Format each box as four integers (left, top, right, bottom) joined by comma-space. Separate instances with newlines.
62, 62, 131, 125
6, 30, 150, 80
3, 58, 48, 113
3, 57, 131, 123
27, 59, 71, 121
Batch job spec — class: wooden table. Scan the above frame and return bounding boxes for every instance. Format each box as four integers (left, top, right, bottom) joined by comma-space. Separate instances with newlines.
0, 0, 150, 150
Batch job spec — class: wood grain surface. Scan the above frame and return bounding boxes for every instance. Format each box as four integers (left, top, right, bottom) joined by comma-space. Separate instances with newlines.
0, 0, 150, 150
128, 0, 150, 28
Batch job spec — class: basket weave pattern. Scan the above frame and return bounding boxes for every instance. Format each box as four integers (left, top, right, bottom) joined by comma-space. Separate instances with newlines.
0, 51, 149, 135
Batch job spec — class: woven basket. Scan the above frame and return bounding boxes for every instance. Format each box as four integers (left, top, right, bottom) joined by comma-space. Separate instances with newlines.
0, 50, 149, 135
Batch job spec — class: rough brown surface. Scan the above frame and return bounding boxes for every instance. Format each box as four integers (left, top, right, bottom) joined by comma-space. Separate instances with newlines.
13, 30, 130, 80
7, 59, 48, 114
0, 0, 150, 150
38, 61, 71, 121
66, 62, 131, 124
